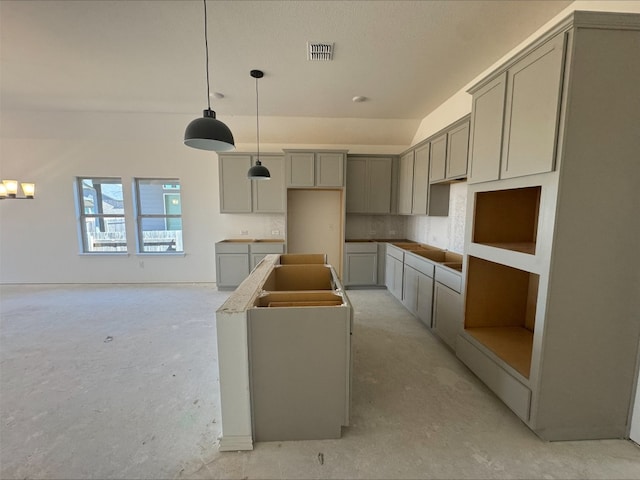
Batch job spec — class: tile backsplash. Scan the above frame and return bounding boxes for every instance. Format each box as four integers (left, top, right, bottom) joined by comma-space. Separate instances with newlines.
345, 214, 407, 240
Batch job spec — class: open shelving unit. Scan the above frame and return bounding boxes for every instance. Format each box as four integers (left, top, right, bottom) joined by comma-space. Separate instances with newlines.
465, 256, 539, 378
472, 186, 540, 255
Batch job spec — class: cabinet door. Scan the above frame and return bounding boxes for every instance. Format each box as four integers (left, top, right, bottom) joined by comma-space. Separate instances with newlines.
216, 253, 250, 288
501, 33, 565, 179
468, 72, 507, 184
411, 144, 429, 215
345, 253, 377, 286
432, 282, 463, 350
446, 120, 470, 179
416, 272, 434, 327
346, 158, 367, 213
398, 152, 414, 215
429, 134, 447, 182
316, 153, 344, 187
385, 254, 404, 300
402, 265, 419, 314
253, 156, 285, 213
219, 155, 252, 213
367, 157, 393, 214
286, 152, 315, 187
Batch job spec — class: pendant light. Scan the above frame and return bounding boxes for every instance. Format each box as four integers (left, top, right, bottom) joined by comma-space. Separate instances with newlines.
247, 70, 271, 180
184, 0, 235, 152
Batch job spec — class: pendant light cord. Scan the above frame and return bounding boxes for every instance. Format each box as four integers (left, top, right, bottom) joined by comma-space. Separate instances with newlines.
255, 75, 260, 161
203, 0, 211, 111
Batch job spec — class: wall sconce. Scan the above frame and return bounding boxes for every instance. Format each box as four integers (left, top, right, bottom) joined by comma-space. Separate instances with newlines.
0, 180, 36, 199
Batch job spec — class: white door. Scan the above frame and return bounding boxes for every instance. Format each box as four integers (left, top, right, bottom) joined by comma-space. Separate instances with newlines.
286, 189, 343, 276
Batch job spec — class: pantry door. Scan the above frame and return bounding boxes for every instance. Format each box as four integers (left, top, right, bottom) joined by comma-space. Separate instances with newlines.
286, 189, 343, 277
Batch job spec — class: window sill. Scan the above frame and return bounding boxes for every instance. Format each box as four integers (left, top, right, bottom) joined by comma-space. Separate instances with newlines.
136, 252, 186, 257
78, 252, 130, 256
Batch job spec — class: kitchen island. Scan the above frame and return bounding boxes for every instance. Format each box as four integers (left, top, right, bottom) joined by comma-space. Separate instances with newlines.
215, 254, 352, 451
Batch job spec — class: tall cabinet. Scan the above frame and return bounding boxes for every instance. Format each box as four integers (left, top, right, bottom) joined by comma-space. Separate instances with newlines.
457, 11, 640, 441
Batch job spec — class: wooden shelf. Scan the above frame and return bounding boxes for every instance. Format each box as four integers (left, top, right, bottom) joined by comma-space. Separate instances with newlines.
480, 242, 536, 255
465, 326, 533, 378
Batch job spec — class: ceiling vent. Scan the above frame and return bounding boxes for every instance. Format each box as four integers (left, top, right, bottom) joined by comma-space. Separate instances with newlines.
308, 42, 334, 61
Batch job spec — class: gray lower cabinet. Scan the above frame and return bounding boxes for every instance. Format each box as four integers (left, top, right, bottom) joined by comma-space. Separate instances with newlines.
344, 243, 378, 286
385, 255, 403, 301
432, 280, 463, 350
215, 241, 285, 289
402, 252, 435, 326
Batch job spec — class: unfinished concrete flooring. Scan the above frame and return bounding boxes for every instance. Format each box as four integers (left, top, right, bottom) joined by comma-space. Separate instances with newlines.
1, 284, 639, 479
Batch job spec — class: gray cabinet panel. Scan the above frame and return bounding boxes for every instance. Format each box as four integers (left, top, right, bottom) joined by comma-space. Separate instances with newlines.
219, 155, 253, 213
411, 144, 429, 215
253, 156, 285, 213
216, 253, 250, 288
286, 152, 315, 187
402, 265, 419, 313
385, 254, 403, 301
368, 157, 393, 214
316, 153, 344, 187
501, 33, 565, 179
433, 282, 463, 349
468, 73, 507, 184
344, 253, 377, 286
447, 120, 470, 179
345, 158, 367, 213
398, 152, 414, 215
429, 133, 447, 182
416, 273, 434, 327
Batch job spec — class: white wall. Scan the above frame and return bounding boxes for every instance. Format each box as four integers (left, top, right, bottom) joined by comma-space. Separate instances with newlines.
0, 111, 406, 283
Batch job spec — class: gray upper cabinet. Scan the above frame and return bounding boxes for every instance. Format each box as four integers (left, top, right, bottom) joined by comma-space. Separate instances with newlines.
346, 156, 393, 214
219, 154, 285, 213
397, 151, 414, 215
411, 144, 429, 215
253, 156, 285, 213
286, 152, 315, 187
468, 32, 565, 184
219, 155, 253, 213
468, 73, 507, 184
429, 134, 447, 183
446, 120, 470, 179
430, 117, 470, 183
285, 150, 346, 188
501, 33, 565, 180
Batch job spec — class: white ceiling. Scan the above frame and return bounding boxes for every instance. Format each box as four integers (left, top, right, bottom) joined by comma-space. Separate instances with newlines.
0, 0, 573, 146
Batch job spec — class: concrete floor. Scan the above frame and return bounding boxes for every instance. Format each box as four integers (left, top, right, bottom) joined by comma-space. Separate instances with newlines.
1, 284, 639, 479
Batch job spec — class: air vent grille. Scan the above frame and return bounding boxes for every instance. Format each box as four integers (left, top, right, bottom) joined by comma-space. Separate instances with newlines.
308, 42, 334, 61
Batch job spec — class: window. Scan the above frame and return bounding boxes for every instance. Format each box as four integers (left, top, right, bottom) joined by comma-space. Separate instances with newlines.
134, 178, 183, 253
77, 177, 127, 253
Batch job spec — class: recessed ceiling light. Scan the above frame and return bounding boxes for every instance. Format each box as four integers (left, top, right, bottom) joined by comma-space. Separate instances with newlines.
352, 96, 367, 103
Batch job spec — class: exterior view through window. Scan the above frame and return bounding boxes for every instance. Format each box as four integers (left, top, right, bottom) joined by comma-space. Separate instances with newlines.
135, 179, 183, 253
77, 177, 127, 253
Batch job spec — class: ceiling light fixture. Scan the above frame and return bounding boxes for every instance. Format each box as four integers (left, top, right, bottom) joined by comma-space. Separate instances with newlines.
184, 0, 235, 152
0, 179, 35, 200
247, 70, 270, 181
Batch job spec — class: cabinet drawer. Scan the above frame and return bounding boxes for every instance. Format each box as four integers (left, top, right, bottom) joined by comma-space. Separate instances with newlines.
251, 243, 285, 254
345, 242, 378, 254
457, 334, 531, 421
404, 252, 435, 278
435, 265, 462, 293
216, 242, 250, 254
386, 244, 404, 261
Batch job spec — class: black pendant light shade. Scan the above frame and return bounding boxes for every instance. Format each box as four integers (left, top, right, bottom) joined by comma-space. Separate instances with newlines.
184, 109, 235, 151
247, 159, 271, 179
184, 0, 235, 152
248, 69, 271, 180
